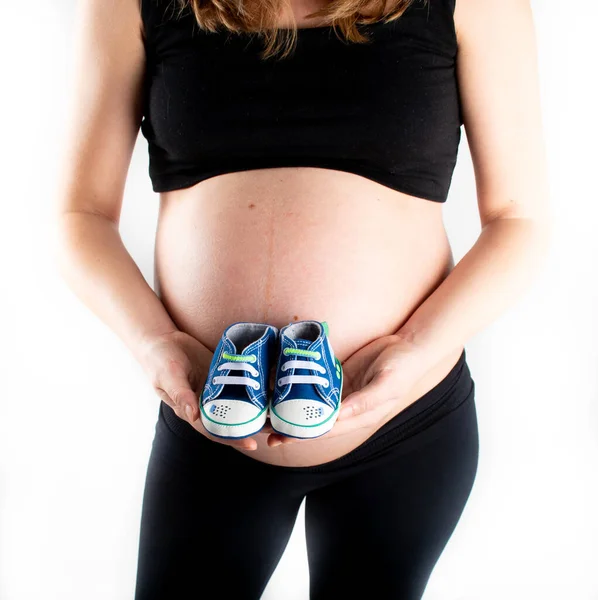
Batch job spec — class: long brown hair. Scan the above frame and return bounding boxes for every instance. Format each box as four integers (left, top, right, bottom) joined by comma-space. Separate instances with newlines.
172, 0, 418, 60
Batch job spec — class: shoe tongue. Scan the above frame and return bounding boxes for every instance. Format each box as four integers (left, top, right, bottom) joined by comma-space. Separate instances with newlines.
220, 339, 253, 402
288, 338, 320, 398
224, 337, 237, 354
295, 338, 316, 351
225, 339, 252, 362
227, 339, 253, 356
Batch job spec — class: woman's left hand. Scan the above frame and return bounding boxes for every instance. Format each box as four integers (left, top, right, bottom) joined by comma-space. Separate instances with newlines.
266, 333, 431, 447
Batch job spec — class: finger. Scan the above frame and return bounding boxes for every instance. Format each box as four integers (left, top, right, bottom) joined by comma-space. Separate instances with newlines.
155, 388, 176, 412
267, 434, 284, 447
159, 368, 200, 423
267, 432, 310, 446
225, 437, 258, 451
266, 431, 295, 446
238, 437, 258, 450
166, 387, 199, 423
337, 370, 393, 420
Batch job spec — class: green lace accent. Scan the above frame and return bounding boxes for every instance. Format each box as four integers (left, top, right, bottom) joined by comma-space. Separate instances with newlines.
283, 347, 320, 358
222, 352, 257, 363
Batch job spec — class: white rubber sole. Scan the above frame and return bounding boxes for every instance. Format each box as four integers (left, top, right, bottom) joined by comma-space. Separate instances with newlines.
271, 364, 344, 439
200, 403, 268, 439
269, 402, 341, 439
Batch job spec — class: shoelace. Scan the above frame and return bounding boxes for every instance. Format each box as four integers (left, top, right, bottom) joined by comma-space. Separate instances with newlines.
212, 352, 261, 390
277, 347, 329, 388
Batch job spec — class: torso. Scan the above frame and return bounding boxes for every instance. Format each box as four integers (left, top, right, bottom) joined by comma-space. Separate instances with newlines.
152, 0, 464, 468
154, 165, 463, 467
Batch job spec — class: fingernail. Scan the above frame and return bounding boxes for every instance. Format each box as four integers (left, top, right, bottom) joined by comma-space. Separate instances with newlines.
271, 440, 282, 447
185, 405, 194, 421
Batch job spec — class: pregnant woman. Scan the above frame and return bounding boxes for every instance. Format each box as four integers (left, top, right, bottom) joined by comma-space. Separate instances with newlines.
54, 0, 551, 597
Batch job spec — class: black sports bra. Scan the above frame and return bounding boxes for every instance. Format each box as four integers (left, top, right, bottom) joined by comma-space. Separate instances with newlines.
140, 0, 462, 203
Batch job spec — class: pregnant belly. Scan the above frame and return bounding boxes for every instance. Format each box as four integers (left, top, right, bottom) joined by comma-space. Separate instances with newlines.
153, 167, 463, 467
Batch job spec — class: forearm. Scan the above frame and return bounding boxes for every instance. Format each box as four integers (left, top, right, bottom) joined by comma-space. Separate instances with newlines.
394, 216, 552, 367
52, 211, 179, 363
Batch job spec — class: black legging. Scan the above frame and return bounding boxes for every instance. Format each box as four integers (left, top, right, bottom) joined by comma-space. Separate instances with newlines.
134, 349, 479, 600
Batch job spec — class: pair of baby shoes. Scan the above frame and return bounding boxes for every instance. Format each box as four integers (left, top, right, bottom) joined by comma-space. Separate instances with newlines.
199, 320, 343, 440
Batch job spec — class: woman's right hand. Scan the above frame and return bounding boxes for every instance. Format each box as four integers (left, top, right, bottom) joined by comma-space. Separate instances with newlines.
138, 329, 259, 451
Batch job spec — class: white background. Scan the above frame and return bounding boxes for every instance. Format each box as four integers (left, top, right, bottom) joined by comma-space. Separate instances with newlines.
1, 0, 597, 598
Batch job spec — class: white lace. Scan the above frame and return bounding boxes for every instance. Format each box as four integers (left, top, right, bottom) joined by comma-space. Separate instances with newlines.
212, 361, 261, 390
278, 359, 329, 388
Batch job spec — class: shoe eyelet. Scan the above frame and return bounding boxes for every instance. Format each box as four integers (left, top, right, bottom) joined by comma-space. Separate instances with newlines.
315, 352, 321, 360
253, 382, 260, 390
278, 379, 283, 386
323, 381, 329, 388
212, 378, 217, 384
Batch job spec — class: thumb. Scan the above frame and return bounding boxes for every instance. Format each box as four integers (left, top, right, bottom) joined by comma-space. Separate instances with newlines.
160, 362, 199, 422
337, 369, 392, 421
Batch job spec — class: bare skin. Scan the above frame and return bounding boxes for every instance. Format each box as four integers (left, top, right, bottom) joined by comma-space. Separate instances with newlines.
53, 0, 551, 467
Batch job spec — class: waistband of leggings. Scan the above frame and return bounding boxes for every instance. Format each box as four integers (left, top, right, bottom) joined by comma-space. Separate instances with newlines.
280, 347, 472, 473
161, 347, 471, 469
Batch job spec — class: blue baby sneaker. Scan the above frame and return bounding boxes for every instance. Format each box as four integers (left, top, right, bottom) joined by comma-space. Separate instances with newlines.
270, 320, 343, 439
200, 322, 278, 439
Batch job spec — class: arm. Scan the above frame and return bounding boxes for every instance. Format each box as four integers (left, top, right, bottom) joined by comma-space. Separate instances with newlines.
51, 0, 249, 446
393, 0, 553, 366
270, 0, 553, 439
51, 0, 179, 366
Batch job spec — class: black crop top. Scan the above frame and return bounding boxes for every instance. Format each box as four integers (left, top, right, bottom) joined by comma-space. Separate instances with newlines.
140, 0, 462, 203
